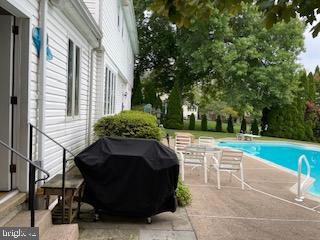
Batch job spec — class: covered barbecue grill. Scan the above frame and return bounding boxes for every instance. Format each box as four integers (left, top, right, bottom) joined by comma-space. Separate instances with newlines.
75, 137, 179, 220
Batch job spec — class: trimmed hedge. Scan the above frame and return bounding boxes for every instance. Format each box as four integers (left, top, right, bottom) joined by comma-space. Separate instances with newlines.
241, 118, 247, 132
215, 115, 222, 132
251, 119, 259, 135
94, 110, 161, 140
227, 115, 234, 133
189, 113, 195, 130
201, 114, 208, 131
165, 83, 183, 129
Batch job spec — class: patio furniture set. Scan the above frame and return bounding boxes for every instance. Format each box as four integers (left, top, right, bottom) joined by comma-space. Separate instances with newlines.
175, 135, 245, 190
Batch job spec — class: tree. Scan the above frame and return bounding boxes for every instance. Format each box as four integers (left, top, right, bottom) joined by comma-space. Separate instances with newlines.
262, 73, 315, 141
251, 119, 259, 135
131, 75, 143, 106
165, 83, 183, 129
150, 0, 320, 37
189, 113, 195, 130
143, 81, 157, 106
134, 0, 177, 93
216, 115, 223, 132
184, 5, 304, 112
201, 114, 208, 131
134, 0, 197, 96
307, 72, 316, 102
241, 118, 247, 133
154, 95, 163, 109
227, 115, 234, 133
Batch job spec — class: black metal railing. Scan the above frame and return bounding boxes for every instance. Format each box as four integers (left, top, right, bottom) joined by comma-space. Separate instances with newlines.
0, 137, 50, 227
29, 123, 75, 224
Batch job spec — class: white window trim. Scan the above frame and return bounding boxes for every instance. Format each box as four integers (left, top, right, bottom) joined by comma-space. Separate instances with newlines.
104, 67, 117, 115
66, 39, 82, 121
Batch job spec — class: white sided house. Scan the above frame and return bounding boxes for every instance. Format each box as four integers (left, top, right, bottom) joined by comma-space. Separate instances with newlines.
182, 103, 199, 120
0, 0, 138, 200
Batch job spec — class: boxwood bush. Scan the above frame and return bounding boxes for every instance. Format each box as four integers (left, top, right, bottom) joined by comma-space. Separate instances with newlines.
94, 110, 161, 140
189, 113, 195, 130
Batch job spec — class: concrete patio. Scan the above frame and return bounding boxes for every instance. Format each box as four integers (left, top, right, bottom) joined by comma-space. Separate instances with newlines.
76, 153, 320, 240
185, 155, 320, 240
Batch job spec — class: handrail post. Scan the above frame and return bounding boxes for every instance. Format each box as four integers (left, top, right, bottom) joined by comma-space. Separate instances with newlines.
62, 149, 66, 224
28, 125, 35, 227
295, 155, 311, 202
295, 157, 302, 202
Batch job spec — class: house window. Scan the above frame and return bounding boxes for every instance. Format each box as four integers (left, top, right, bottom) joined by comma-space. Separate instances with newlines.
67, 39, 80, 117
104, 68, 116, 114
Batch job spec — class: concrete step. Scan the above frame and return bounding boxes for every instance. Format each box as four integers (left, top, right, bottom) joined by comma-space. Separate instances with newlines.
4, 209, 79, 240
42, 224, 79, 240
5, 210, 52, 237
0, 192, 27, 226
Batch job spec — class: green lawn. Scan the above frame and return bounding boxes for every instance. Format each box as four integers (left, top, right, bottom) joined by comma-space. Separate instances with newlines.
164, 128, 320, 146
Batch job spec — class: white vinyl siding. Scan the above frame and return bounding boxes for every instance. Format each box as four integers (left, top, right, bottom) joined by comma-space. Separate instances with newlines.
83, 0, 136, 115
9, 0, 136, 183
43, 5, 92, 177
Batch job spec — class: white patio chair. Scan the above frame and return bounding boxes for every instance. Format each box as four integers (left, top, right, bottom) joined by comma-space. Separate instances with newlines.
236, 133, 244, 140
174, 134, 192, 155
211, 149, 244, 190
199, 136, 216, 146
181, 149, 208, 183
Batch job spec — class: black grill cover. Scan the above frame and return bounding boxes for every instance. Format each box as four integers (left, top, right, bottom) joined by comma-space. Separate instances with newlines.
75, 137, 179, 218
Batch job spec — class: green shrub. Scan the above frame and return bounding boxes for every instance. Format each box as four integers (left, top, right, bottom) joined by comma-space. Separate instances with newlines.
94, 110, 161, 140
216, 115, 223, 132
165, 83, 183, 129
251, 119, 259, 135
189, 113, 195, 130
176, 178, 192, 207
241, 118, 247, 132
227, 115, 234, 133
201, 114, 208, 131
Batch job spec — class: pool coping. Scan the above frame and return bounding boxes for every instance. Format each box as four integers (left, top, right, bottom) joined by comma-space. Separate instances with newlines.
217, 139, 320, 203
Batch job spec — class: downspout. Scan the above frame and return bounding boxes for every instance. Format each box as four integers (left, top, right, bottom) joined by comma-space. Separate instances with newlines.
87, 48, 98, 145
87, 0, 103, 145
38, 0, 48, 178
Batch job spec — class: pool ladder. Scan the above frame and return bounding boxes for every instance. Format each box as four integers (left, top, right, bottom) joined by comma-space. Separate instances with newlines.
295, 155, 311, 202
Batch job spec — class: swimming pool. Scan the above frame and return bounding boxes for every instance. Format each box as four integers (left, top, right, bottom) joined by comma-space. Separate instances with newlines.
218, 141, 320, 195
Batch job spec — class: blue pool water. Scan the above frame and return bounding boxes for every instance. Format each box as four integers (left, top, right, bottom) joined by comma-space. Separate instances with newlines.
218, 141, 320, 195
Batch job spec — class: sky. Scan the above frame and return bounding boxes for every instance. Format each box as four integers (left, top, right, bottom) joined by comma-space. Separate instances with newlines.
298, 25, 320, 73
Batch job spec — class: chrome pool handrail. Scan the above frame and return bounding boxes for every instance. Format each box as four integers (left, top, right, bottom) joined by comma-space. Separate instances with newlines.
295, 155, 311, 202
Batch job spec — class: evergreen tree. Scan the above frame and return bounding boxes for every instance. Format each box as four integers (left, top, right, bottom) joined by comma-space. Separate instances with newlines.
241, 118, 247, 133
189, 113, 195, 130
131, 76, 143, 106
251, 119, 259, 135
307, 72, 316, 101
165, 83, 183, 129
263, 73, 315, 141
216, 115, 223, 132
144, 81, 157, 106
154, 95, 163, 109
227, 115, 234, 133
201, 114, 208, 131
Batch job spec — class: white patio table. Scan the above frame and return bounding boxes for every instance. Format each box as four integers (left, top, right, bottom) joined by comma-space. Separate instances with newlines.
181, 144, 222, 183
